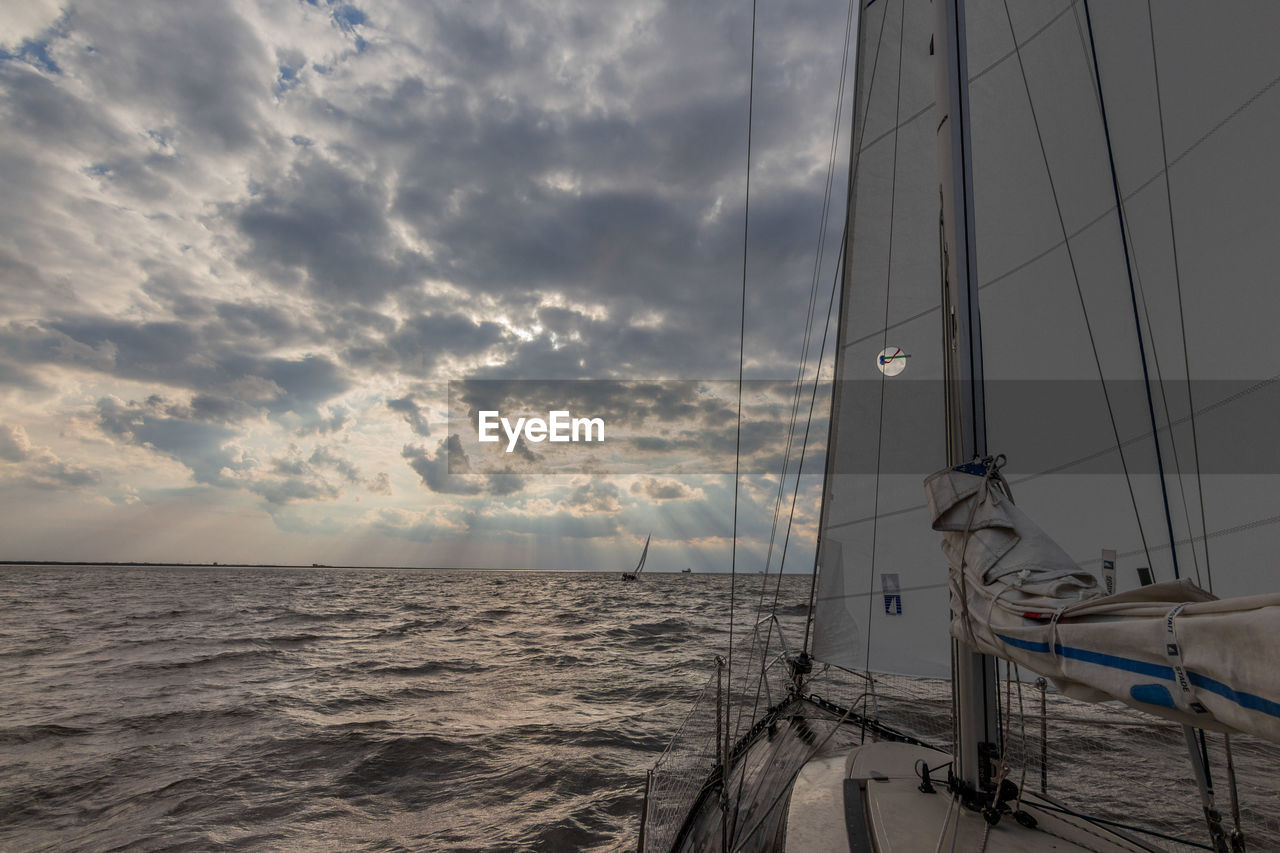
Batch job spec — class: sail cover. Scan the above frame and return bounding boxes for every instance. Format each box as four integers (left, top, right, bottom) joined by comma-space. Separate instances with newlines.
929, 463, 1280, 744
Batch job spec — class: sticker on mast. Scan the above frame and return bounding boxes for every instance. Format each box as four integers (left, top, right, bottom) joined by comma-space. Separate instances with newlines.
876, 346, 909, 376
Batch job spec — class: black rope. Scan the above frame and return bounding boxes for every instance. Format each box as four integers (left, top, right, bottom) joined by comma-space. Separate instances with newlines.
1082, 0, 1180, 579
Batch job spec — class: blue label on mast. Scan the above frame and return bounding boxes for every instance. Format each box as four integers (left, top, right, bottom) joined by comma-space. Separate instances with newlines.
882, 573, 902, 615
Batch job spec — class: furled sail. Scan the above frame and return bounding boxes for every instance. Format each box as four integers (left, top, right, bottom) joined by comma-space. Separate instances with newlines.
929, 462, 1280, 744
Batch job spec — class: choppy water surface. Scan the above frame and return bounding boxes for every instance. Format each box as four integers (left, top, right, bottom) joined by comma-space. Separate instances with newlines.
0, 566, 806, 851
2, 565, 1276, 851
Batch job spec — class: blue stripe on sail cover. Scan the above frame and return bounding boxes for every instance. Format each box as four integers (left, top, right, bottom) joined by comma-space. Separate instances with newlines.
993, 632, 1280, 720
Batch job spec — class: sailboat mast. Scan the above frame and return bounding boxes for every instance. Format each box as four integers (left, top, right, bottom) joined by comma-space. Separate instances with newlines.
934, 0, 1001, 798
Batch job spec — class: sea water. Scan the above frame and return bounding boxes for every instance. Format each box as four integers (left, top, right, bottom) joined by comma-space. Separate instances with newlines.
1, 566, 1274, 851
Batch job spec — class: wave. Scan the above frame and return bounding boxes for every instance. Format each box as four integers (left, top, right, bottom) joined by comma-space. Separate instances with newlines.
0, 723, 90, 745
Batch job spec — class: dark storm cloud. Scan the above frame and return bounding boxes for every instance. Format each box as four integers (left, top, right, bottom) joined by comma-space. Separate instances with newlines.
97, 396, 245, 486
0, 61, 116, 146
486, 469, 526, 496
402, 435, 529, 497
292, 0, 854, 380
184, 394, 260, 423
1, 318, 350, 417
0, 0, 857, 560
387, 396, 430, 437
402, 437, 483, 496
308, 445, 362, 484
371, 313, 506, 377
234, 156, 429, 305
67, 2, 273, 154
213, 301, 309, 342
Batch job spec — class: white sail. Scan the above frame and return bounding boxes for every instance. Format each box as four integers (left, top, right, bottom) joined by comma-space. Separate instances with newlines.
813, 0, 950, 678
968, 0, 1280, 590
929, 463, 1280, 744
635, 533, 650, 575
815, 0, 1280, 680
648, 1, 1280, 848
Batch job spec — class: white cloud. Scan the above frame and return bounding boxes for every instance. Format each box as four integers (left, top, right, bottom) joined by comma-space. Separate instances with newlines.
0, 0, 854, 565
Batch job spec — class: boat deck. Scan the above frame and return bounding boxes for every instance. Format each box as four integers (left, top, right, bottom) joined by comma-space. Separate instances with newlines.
660, 697, 1166, 852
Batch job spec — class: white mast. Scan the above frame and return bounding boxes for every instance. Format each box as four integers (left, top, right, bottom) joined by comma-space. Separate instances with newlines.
934, 0, 1001, 799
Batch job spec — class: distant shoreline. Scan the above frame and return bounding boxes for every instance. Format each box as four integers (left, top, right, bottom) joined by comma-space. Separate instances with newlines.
0, 560, 385, 569
0, 561, 716, 573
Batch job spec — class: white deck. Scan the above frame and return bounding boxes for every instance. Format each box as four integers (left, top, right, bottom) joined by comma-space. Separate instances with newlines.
786, 741, 1159, 853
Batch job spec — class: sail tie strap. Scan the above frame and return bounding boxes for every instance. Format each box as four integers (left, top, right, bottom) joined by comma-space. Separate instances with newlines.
954, 456, 1009, 647
1164, 603, 1209, 716
1047, 606, 1069, 668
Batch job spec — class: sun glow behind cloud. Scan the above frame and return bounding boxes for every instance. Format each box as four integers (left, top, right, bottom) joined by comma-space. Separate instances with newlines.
0, 0, 852, 570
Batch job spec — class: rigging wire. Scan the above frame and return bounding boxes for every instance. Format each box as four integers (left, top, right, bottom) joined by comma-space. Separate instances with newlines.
803, 0, 895, 659
1079, 10, 1230, 848
732, 0, 857, 761
1105, 157, 1203, 585
826, 371, 1280, 542
724, 0, 758, 842
841, 60, 1280, 355
802, 238, 847, 655
1080, 0, 1181, 580
1146, 0, 1213, 592
998, 0, 1155, 574
862, 0, 907, 681
729, 0, 858, 835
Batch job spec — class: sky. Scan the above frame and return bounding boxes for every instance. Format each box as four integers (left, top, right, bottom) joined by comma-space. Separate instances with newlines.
0, 0, 856, 570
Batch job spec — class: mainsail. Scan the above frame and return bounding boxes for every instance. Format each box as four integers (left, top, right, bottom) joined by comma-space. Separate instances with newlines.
635, 533, 651, 575
815, 0, 1280, 689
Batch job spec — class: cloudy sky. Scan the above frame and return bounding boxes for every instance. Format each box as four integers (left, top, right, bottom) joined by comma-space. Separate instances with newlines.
0, 0, 854, 570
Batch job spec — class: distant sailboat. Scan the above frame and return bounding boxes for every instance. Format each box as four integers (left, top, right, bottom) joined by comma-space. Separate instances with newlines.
640, 1, 1280, 850
622, 533, 650, 582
